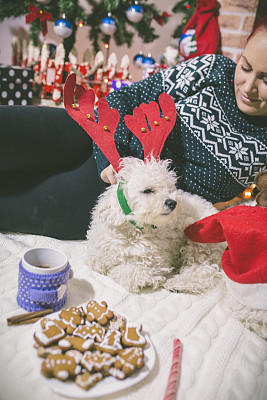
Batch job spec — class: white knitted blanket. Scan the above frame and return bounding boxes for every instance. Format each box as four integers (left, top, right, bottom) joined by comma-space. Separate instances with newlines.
0, 231, 266, 400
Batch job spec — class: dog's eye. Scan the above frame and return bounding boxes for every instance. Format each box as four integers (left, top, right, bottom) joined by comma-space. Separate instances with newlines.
143, 188, 154, 194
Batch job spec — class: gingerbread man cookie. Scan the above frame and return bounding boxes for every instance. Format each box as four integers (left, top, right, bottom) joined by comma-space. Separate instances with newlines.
86, 300, 114, 325
58, 307, 85, 334
113, 347, 144, 378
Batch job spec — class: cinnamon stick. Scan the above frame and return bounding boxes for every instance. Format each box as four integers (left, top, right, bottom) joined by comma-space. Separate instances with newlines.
7, 309, 53, 326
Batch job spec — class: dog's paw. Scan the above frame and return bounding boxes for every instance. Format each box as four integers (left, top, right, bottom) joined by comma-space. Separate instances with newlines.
164, 262, 223, 294
85, 254, 110, 275
163, 275, 200, 294
108, 265, 166, 293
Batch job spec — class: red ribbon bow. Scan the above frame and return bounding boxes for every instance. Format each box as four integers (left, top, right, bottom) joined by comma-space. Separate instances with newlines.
154, 11, 172, 26
25, 3, 52, 36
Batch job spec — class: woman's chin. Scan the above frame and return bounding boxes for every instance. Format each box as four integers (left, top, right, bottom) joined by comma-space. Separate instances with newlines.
236, 92, 267, 116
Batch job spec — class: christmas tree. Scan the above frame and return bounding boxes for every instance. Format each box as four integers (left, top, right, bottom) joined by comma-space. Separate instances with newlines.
0, 0, 197, 58
0, 0, 175, 57
172, 0, 197, 38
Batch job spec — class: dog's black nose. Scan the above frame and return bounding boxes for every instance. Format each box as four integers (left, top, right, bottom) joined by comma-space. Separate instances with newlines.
165, 199, 177, 211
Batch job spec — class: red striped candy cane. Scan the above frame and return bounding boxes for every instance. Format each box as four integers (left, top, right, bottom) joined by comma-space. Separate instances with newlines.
163, 339, 182, 400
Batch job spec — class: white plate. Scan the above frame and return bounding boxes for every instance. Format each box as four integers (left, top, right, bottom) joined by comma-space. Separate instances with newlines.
30, 307, 156, 399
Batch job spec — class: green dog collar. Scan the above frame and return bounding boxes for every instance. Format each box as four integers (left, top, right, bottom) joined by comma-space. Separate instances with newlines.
117, 182, 157, 231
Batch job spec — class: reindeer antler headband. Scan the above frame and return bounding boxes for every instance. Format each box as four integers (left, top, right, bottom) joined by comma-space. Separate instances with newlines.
63, 73, 177, 171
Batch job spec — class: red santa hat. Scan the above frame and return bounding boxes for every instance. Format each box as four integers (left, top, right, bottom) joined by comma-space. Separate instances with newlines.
184, 206, 267, 310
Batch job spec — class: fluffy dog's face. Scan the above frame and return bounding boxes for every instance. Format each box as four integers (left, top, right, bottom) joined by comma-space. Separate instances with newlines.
117, 157, 181, 228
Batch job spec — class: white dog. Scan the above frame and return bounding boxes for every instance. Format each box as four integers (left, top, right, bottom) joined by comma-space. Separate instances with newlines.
86, 157, 226, 293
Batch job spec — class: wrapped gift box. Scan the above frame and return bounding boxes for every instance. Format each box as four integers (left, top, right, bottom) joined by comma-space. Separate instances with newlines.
0, 65, 34, 105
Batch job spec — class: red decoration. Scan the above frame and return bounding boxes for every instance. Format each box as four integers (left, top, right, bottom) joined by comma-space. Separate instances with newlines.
184, 205, 267, 284
124, 94, 177, 161
180, 0, 220, 60
63, 73, 177, 171
25, 3, 52, 36
63, 73, 122, 172
163, 339, 182, 400
154, 11, 172, 26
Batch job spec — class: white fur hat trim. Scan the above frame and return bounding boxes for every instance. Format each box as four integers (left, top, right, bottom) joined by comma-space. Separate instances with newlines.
224, 272, 267, 310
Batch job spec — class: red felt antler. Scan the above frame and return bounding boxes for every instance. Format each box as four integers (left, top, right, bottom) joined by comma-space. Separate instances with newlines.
63, 73, 122, 172
124, 93, 177, 160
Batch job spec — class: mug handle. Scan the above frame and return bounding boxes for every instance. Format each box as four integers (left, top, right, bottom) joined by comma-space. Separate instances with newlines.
29, 284, 67, 304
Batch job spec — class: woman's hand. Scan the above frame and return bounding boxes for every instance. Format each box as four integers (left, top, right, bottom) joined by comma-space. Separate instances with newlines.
213, 191, 253, 210
100, 164, 117, 184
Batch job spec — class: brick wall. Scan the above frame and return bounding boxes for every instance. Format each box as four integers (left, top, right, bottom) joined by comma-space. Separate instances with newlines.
218, 0, 259, 62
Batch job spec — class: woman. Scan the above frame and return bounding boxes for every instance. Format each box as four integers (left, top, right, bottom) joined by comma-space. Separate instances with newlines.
97, 18, 267, 200
0, 17, 266, 240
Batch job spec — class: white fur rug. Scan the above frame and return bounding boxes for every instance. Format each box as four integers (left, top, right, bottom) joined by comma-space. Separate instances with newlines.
0, 231, 266, 400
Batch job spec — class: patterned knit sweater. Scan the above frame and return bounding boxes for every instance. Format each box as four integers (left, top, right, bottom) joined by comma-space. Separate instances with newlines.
93, 54, 267, 203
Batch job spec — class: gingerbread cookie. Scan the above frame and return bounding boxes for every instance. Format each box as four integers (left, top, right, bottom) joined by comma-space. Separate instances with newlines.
121, 322, 146, 347
108, 367, 127, 380
58, 336, 94, 353
33, 298, 148, 391
113, 347, 144, 378
34, 319, 66, 347
108, 311, 126, 332
37, 345, 62, 358
75, 371, 103, 391
86, 300, 114, 325
65, 349, 83, 364
73, 322, 105, 342
58, 307, 85, 334
81, 350, 116, 372
95, 329, 122, 355
41, 353, 81, 381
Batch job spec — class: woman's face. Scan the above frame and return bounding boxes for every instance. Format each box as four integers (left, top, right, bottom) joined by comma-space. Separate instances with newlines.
234, 30, 267, 116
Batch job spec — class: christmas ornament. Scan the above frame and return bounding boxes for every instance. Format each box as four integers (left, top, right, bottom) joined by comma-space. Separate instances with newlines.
25, 3, 52, 36
54, 14, 73, 38
126, 2, 144, 23
100, 13, 117, 36
2, 0, 170, 55
36, 0, 52, 4
142, 54, 156, 68
133, 52, 145, 67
